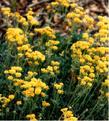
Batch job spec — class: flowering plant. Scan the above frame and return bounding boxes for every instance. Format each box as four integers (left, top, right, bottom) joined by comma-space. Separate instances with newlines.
0, 0, 108, 120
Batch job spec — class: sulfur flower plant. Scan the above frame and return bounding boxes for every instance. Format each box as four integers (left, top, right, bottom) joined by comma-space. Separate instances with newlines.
0, 0, 108, 120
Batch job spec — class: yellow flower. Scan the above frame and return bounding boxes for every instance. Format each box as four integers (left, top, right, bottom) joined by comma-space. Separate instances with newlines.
5, 28, 27, 45
26, 114, 37, 121
35, 87, 42, 95
73, 17, 81, 23
87, 83, 92, 87
16, 100, 22, 105
54, 83, 63, 90
105, 92, 109, 97
42, 101, 50, 107
56, 0, 69, 7
1, 7, 11, 16
50, 46, 58, 50
41, 68, 48, 73
82, 33, 89, 40
34, 26, 56, 39
18, 53, 23, 58
102, 79, 109, 87
61, 108, 78, 121
9, 69, 16, 74
65, 117, 78, 121
61, 108, 68, 112
30, 19, 39, 26
7, 76, 14, 80
47, 66, 53, 72
57, 90, 64, 94
70, 3, 77, 8
8, 95, 15, 100
51, 2, 59, 6
89, 73, 95, 78
4, 70, 9, 74
15, 72, 22, 78
28, 71, 34, 77
40, 92, 46, 97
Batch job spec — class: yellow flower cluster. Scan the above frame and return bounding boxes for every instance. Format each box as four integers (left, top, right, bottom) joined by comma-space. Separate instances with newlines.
17, 44, 32, 58
71, 41, 90, 58
1, 7, 11, 16
94, 16, 109, 44
4, 66, 49, 97
54, 82, 64, 94
71, 40, 109, 86
25, 50, 45, 65
100, 76, 109, 98
2, 7, 39, 27
51, 2, 59, 6
25, 71, 38, 80
21, 78, 49, 97
16, 100, 22, 105
83, 15, 94, 30
45, 40, 60, 51
42, 101, 50, 107
5, 28, 28, 45
26, 114, 37, 121
4, 66, 22, 80
79, 65, 95, 86
26, 9, 39, 26
17, 43, 45, 65
66, 4, 94, 30
41, 61, 60, 76
5, 68, 48, 97
14, 12, 28, 26
102, 78, 109, 87
90, 47, 109, 74
61, 108, 78, 121
34, 26, 56, 39
0, 94, 15, 108
66, 5, 85, 24
55, 0, 69, 7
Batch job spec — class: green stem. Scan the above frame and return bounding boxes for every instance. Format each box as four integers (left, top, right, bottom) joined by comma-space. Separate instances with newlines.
68, 84, 81, 105
85, 100, 100, 119
49, 93, 59, 119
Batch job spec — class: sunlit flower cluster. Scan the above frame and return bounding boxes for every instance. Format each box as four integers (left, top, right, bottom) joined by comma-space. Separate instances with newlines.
1, 7, 11, 16
25, 50, 45, 65
94, 16, 109, 44
26, 9, 39, 26
54, 82, 64, 94
71, 39, 109, 86
41, 61, 60, 76
5, 28, 28, 45
14, 12, 29, 26
61, 108, 78, 121
42, 101, 50, 107
100, 76, 109, 98
0, 94, 15, 108
4, 66, 22, 80
21, 78, 49, 97
5, 67, 48, 97
26, 114, 37, 121
55, 0, 69, 7
34, 26, 56, 39
45, 40, 60, 51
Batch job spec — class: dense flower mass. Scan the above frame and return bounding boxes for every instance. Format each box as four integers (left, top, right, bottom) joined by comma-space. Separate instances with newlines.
5, 28, 28, 45
26, 113, 37, 121
34, 27, 56, 39
0, 0, 108, 120
61, 108, 78, 121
